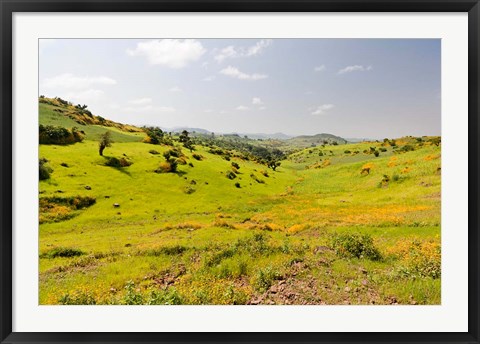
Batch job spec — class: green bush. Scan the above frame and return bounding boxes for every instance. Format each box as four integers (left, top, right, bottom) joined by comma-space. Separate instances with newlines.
104, 157, 132, 168
184, 186, 196, 194
147, 287, 183, 305
143, 126, 165, 145
59, 290, 96, 305
39, 125, 84, 145
226, 171, 237, 180
163, 147, 181, 158
39, 196, 96, 210
123, 280, 144, 305
192, 153, 204, 161
331, 233, 382, 260
253, 266, 282, 292
155, 161, 175, 173
397, 144, 415, 153
39, 158, 52, 180
250, 173, 265, 184
40, 247, 85, 259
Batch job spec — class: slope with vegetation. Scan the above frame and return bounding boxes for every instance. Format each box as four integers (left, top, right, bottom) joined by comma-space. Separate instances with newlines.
39, 98, 441, 305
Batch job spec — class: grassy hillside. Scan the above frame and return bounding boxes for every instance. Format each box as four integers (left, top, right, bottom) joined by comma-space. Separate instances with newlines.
39, 120, 441, 305
39, 98, 144, 143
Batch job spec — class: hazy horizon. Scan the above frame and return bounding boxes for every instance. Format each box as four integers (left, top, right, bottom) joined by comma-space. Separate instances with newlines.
39, 38, 441, 139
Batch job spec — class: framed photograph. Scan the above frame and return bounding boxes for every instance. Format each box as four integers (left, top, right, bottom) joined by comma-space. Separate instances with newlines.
1, 0, 479, 343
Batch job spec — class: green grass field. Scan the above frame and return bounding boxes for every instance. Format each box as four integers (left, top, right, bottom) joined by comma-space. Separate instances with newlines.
39, 101, 441, 305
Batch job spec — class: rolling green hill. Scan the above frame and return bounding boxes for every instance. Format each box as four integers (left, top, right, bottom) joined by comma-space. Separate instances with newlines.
39, 98, 144, 143
38, 98, 441, 306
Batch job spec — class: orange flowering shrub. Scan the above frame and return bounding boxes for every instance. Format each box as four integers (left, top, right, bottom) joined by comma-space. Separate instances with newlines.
387, 157, 398, 168
387, 239, 441, 279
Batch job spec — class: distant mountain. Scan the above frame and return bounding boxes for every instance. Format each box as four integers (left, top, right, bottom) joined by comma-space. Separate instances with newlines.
165, 127, 213, 135
165, 127, 293, 140
290, 133, 347, 145
241, 132, 293, 140
156, 126, 346, 144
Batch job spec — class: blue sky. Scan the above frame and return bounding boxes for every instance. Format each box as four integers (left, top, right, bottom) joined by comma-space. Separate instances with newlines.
39, 39, 440, 139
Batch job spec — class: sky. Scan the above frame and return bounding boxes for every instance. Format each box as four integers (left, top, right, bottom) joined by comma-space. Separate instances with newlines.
39, 39, 441, 139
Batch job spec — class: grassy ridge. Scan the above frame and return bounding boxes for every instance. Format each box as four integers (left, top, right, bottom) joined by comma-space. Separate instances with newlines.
39, 102, 144, 143
39, 132, 441, 305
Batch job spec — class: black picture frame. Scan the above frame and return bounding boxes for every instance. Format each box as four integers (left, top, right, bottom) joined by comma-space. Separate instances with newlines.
1, 1, 479, 343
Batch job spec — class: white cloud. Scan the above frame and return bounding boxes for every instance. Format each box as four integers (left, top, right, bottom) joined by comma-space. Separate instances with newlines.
245, 39, 273, 57
66, 89, 105, 101
259, 106, 267, 111
215, 46, 238, 63
311, 104, 335, 115
127, 39, 206, 68
220, 66, 267, 81
169, 86, 182, 92
129, 97, 152, 105
203, 75, 216, 82
203, 109, 214, 113
252, 97, 264, 105
236, 106, 249, 111
337, 65, 372, 75
214, 39, 272, 62
314, 65, 326, 72
42, 73, 116, 89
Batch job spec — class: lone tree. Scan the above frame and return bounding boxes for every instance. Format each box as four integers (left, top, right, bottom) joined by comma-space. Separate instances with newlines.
99, 131, 113, 156
267, 159, 281, 171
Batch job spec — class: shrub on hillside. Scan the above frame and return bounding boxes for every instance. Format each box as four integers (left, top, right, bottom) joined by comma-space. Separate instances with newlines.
397, 144, 415, 153
184, 186, 196, 194
40, 196, 96, 210
163, 147, 184, 160
143, 126, 165, 144
40, 247, 85, 259
156, 147, 186, 173
156, 161, 175, 173
253, 266, 282, 292
192, 153, 204, 161
104, 157, 132, 168
39, 125, 84, 145
250, 173, 265, 184
39, 158, 53, 180
331, 233, 382, 260
226, 171, 237, 180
